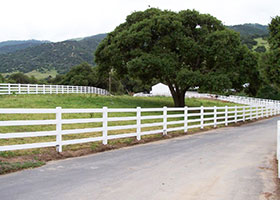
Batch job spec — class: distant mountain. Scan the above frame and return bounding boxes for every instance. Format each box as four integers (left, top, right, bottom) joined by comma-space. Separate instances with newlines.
0, 40, 50, 54
0, 34, 107, 74
227, 23, 269, 51
227, 23, 269, 37
0, 24, 271, 75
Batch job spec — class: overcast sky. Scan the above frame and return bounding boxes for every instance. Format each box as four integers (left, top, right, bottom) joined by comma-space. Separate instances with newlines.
0, 0, 279, 42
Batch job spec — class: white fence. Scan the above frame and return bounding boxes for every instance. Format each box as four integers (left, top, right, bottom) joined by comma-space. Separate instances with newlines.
0, 105, 279, 152
0, 83, 109, 95
277, 121, 280, 178
185, 92, 280, 107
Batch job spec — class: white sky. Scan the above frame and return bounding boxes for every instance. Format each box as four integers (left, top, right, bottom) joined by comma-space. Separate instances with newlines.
0, 0, 279, 42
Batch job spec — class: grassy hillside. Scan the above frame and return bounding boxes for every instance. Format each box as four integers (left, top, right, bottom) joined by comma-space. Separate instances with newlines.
227, 23, 268, 37
227, 23, 269, 50
0, 34, 107, 74
253, 37, 269, 51
0, 94, 237, 109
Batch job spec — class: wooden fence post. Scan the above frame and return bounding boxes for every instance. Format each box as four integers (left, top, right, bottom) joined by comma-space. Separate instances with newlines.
184, 106, 188, 132
18, 83, 21, 94
102, 107, 108, 145
201, 106, 204, 129
250, 106, 252, 120
137, 107, 141, 140
163, 106, 167, 135
56, 107, 62, 152
225, 106, 228, 126
214, 106, 217, 128
234, 105, 237, 123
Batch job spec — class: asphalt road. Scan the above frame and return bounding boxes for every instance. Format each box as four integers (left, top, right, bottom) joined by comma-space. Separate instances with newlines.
0, 117, 279, 200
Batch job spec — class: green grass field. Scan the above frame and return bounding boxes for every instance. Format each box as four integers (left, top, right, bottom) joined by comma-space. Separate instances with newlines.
0, 93, 237, 109
253, 37, 269, 51
3, 69, 58, 80
0, 94, 240, 174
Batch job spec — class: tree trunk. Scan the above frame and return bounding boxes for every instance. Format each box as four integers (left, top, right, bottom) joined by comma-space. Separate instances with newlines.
167, 84, 186, 107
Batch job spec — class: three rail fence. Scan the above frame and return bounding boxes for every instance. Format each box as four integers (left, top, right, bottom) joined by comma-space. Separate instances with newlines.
0, 83, 109, 95
0, 105, 278, 152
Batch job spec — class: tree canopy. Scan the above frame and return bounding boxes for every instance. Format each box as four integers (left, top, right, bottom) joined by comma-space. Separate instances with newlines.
262, 16, 280, 90
95, 8, 258, 106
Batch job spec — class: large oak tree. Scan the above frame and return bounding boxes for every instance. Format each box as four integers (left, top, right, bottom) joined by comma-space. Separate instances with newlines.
95, 8, 256, 107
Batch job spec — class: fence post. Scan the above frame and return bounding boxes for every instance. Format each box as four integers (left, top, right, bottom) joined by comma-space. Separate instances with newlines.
43, 84, 45, 94
102, 107, 108, 145
214, 106, 217, 128
27, 84, 30, 94
35, 84, 38, 94
56, 85, 58, 94
62, 85, 64, 94
256, 106, 259, 119
56, 107, 62, 152
136, 107, 141, 140
49, 85, 52, 94
225, 106, 228, 126
184, 106, 188, 132
277, 121, 280, 178
200, 106, 204, 129
270, 106, 273, 117
261, 106, 264, 118
8, 83, 11, 95
163, 106, 167, 135
18, 83, 21, 94
250, 105, 252, 120
234, 105, 237, 123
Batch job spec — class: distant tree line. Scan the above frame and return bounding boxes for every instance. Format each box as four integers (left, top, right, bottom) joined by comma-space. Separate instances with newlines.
0, 62, 153, 95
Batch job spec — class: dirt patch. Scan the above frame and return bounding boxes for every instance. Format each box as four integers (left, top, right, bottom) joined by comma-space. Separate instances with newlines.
272, 158, 280, 198
259, 155, 280, 200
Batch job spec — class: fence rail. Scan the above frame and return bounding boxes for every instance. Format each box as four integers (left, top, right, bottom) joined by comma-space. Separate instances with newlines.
0, 83, 109, 95
185, 92, 280, 107
1, 105, 279, 152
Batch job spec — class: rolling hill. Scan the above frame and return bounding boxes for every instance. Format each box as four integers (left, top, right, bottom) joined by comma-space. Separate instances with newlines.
0, 24, 270, 76
0, 34, 107, 74
0, 40, 50, 54
227, 23, 268, 37
227, 23, 269, 51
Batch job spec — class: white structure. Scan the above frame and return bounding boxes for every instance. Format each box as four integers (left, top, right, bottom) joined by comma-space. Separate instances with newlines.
151, 83, 171, 96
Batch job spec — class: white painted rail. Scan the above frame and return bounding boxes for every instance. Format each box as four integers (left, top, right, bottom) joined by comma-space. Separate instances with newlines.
0, 83, 109, 95
185, 92, 280, 107
0, 105, 278, 153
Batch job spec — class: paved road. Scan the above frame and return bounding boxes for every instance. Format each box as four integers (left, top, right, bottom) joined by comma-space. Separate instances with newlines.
1, 117, 279, 200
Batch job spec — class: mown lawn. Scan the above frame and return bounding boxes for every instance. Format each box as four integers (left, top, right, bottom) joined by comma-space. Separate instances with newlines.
0, 93, 237, 108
